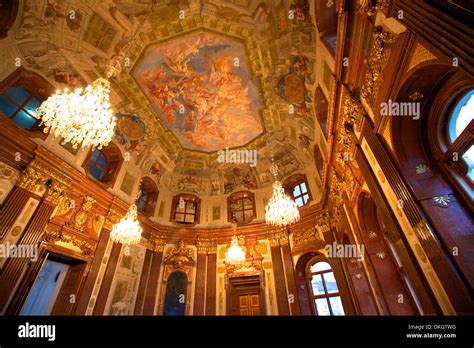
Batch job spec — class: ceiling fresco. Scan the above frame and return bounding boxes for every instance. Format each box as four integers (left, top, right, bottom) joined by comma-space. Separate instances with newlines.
133, 31, 264, 152
4, 0, 319, 196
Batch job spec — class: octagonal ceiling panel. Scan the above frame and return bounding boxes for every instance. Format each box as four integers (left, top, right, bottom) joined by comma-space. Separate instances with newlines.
133, 31, 264, 152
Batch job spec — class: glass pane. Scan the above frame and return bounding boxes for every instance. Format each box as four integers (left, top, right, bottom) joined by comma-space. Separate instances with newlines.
243, 198, 253, 209
97, 153, 106, 168
137, 191, 146, 210
243, 210, 253, 221
449, 90, 473, 142
175, 203, 185, 213
24, 97, 40, 116
314, 298, 330, 316
303, 194, 309, 204
234, 211, 244, 222
300, 182, 307, 193
293, 185, 301, 196
185, 214, 195, 223
233, 199, 243, 210
90, 149, 99, 161
14, 110, 36, 129
323, 272, 339, 294
329, 296, 345, 316
310, 274, 325, 296
92, 167, 103, 180
462, 145, 474, 181
175, 213, 185, 222
5, 86, 31, 105
186, 204, 195, 214
295, 197, 303, 207
0, 96, 18, 117
311, 261, 331, 273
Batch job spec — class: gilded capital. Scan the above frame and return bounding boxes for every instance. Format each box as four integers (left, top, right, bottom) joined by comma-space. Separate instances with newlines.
196, 237, 217, 254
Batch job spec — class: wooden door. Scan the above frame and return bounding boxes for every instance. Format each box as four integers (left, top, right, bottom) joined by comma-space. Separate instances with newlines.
239, 293, 260, 315
51, 263, 86, 315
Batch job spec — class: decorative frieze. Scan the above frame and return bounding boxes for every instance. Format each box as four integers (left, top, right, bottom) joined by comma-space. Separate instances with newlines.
361, 27, 397, 108
196, 237, 217, 254
43, 230, 95, 256
267, 227, 289, 247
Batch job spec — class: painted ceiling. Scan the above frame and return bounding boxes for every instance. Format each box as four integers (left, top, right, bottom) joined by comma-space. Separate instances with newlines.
5, 0, 319, 196
133, 31, 264, 152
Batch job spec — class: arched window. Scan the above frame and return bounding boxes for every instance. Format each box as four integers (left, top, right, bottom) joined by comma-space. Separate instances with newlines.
163, 271, 187, 316
306, 259, 344, 316
227, 191, 256, 224
283, 174, 312, 208
446, 89, 473, 181
137, 177, 158, 216
83, 143, 123, 186
0, 86, 42, 130
171, 194, 200, 225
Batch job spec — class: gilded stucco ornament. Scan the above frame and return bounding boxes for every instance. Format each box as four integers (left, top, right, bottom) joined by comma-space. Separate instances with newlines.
361, 27, 397, 107
74, 196, 96, 231
44, 181, 69, 205
17, 167, 48, 193
163, 240, 195, 269
357, 0, 389, 16
43, 230, 95, 256
196, 237, 217, 254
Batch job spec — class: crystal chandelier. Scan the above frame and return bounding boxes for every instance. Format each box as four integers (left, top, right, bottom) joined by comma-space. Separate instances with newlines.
265, 162, 300, 227
35, 31, 136, 149
36, 78, 116, 149
225, 223, 246, 265
110, 203, 143, 246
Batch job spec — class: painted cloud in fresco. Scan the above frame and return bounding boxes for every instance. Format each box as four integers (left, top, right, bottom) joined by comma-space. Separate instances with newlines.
133, 31, 263, 152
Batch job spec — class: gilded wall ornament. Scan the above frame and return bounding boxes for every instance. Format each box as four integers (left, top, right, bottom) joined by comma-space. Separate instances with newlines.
163, 240, 195, 268
44, 181, 69, 205
17, 167, 48, 193
196, 237, 217, 254
361, 27, 397, 107
357, 0, 389, 16
74, 196, 96, 231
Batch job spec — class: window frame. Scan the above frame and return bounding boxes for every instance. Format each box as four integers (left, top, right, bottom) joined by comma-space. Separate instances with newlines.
283, 173, 312, 209
429, 84, 474, 206
305, 257, 345, 316
170, 194, 201, 226
0, 68, 54, 138
0, 86, 42, 130
137, 177, 159, 216
82, 143, 123, 188
227, 191, 256, 224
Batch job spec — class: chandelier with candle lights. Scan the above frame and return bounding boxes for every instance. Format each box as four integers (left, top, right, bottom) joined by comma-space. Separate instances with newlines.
35, 22, 141, 149
110, 182, 144, 246
225, 223, 246, 265
109, 203, 143, 246
265, 162, 300, 227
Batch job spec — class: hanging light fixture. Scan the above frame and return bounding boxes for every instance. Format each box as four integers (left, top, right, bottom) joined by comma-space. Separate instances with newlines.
265, 160, 300, 227
35, 21, 141, 149
225, 223, 246, 265
110, 185, 143, 246
36, 77, 116, 149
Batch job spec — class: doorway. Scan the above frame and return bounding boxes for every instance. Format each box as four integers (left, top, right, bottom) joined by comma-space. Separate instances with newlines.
227, 274, 264, 316
19, 253, 86, 315
20, 260, 69, 315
